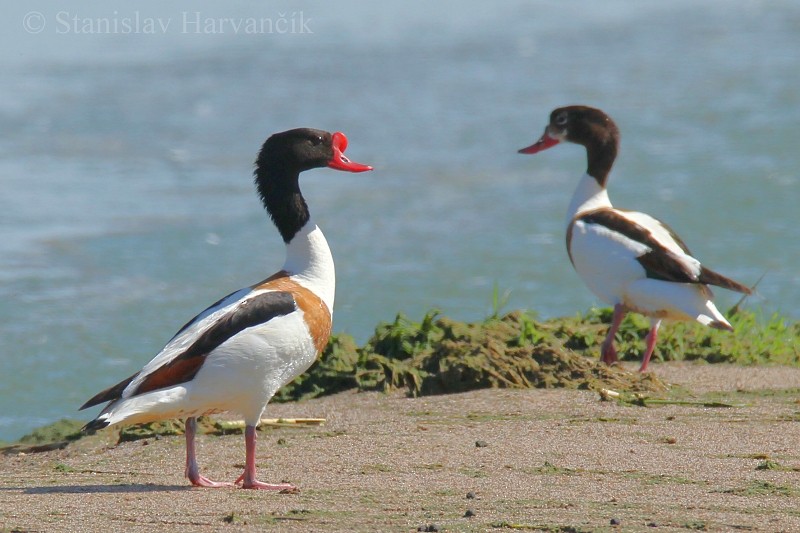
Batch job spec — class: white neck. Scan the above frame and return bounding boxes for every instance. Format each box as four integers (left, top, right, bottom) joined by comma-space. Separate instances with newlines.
282, 220, 336, 314
566, 173, 612, 227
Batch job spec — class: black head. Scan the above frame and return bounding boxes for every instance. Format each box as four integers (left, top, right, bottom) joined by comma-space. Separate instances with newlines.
547, 106, 619, 148
254, 128, 372, 243
518, 105, 620, 184
256, 128, 372, 174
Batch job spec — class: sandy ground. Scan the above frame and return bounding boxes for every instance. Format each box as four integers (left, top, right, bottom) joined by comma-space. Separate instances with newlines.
1, 362, 799, 533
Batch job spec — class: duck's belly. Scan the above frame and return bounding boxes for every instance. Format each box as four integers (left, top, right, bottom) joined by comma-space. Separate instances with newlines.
569, 219, 649, 305
187, 312, 319, 422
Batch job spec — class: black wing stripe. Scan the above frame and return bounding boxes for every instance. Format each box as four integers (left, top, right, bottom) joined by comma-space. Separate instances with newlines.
168, 287, 248, 342
131, 290, 297, 396
636, 249, 699, 283
79, 372, 138, 410
580, 209, 662, 251
181, 290, 297, 360
577, 209, 751, 292
577, 209, 699, 283
80, 291, 297, 409
698, 266, 753, 294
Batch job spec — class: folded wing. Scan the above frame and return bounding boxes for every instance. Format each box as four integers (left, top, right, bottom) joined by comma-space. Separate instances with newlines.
80, 289, 297, 410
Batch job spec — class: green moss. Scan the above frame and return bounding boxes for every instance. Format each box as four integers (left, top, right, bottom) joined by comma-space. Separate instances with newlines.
116, 416, 261, 442
458, 467, 488, 478
682, 521, 709, 530
277, 309, 669, 401
273, 333, 360, 402
528, 461, 577, 476
717, 480, 796, 497
118, 419, 186, 442
12, 306, 797, 452
756, 459, 781, 471
563, 307, 799, 366
272, 307, 796, 403
360, 463, 392, 475
491, 523, 589, 532
17, 418, 85, 445
1, 419, 86, 455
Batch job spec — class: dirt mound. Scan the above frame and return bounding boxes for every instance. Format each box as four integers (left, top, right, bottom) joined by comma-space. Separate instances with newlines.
277, 310, 666, 402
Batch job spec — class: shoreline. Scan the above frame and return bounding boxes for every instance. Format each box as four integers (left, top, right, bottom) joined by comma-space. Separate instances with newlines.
2, 361, 799, 532
3, 306, 798, 447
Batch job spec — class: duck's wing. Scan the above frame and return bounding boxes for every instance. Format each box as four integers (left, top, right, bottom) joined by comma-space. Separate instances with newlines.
572, 208, 751, 293
80, 287, 296, 410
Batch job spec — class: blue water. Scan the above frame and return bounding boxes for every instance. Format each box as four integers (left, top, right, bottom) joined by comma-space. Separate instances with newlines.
1, 0, 798, 441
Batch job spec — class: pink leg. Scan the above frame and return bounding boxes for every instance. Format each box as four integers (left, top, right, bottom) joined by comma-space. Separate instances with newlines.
185, 417, 232, 488
234, 425, 296, 491
638, 319, 662, 373
600, 304, 626, 365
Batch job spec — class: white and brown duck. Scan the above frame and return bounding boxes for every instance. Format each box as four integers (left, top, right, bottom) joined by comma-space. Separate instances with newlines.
519, 105, 751, 372
81, 128, 372, 489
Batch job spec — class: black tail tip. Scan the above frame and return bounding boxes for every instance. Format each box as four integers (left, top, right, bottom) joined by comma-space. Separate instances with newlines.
709, 320, 734, 332
82, 418, 111, 434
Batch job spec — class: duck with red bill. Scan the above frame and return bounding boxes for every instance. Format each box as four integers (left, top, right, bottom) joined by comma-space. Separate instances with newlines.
518, 128, 560, 154
328, 131, 373, 172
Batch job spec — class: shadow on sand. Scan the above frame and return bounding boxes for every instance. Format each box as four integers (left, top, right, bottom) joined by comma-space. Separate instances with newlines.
17, 483, 194, 494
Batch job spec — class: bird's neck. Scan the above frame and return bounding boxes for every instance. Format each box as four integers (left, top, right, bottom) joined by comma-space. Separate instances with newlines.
566, 173, 612, 227
282, 220, 336, 314
565, 134, 618, 226
585, 136, 617, 188
257, 165, 310, 244
256, 166, 335, 313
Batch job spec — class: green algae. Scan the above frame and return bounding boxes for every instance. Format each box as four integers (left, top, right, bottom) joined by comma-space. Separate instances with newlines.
275, 309, 667, 403
1, 418, 85, 455
8, 307, 796, 451
563, 307, 799, 366
117, 418, 187, 442
717, 480, 797, 497
17, 418, 85, 445
275, 307, 797, 403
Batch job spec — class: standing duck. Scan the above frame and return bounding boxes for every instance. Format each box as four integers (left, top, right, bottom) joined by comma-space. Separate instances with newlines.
81, 128, 372, 489
519, 106, 751, 372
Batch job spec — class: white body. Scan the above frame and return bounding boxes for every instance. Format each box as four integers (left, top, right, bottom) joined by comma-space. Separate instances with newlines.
94, 220, 334, 428
566, 173, 730, 326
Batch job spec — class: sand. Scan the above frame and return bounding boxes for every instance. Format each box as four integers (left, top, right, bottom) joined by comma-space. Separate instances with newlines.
1, 362, 799, 532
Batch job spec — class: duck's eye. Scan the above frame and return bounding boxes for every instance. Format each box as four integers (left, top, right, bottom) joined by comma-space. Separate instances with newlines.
555, 112, 568, 126
310, 135, 323, 146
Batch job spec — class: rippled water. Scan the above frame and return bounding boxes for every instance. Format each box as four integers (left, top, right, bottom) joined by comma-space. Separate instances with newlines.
1, 0, 798, 441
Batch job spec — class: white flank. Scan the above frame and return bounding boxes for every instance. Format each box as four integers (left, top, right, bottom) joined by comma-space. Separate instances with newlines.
184, 312, 318, 425
98, 312, 318, 427
569, 218, 649, 304
97, 220, 336, 429
566, 173, 722, 326
623, 279, 731, 327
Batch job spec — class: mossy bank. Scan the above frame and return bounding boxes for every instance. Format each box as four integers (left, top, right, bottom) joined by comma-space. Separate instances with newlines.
3, 307, 797, 451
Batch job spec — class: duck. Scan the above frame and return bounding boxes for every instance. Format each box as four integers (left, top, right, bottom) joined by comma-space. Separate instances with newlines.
518, 105, 751, 372
80, 128, 372, 489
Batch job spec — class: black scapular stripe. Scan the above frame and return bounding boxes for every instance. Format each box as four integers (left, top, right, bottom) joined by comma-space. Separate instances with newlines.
578, 209, 699, 282
79, 291, 296, 411
181, 290, 296, 360
580, 209, 691, 255
578, 209, 751, 293
168, 287, 248, 342
79, 372, 137, 411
